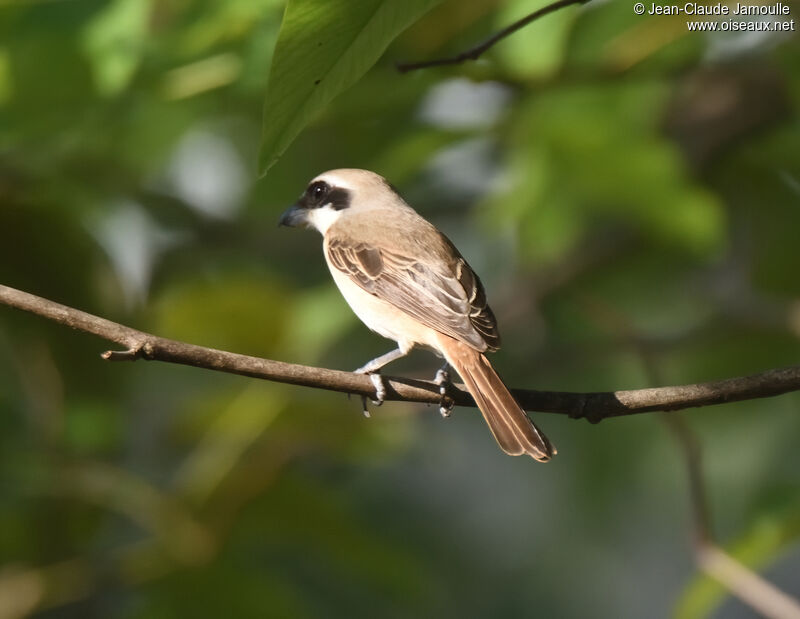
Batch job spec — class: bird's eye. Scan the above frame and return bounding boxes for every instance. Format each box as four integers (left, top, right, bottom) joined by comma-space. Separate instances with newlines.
310, 181, 328, 202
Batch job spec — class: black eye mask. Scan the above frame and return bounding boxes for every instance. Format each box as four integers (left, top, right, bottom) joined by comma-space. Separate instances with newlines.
300, 180, 351, 210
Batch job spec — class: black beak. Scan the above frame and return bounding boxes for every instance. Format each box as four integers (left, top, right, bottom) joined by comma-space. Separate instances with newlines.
278, 204, 306, 227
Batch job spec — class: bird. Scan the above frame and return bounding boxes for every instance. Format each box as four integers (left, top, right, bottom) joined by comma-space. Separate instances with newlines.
279, 169, 555, 461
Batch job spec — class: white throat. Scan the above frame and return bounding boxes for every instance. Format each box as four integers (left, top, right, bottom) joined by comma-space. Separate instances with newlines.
306, 204, 343, 235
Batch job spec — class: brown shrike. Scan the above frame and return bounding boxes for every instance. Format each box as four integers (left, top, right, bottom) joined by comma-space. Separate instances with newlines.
279, 169, 555, 461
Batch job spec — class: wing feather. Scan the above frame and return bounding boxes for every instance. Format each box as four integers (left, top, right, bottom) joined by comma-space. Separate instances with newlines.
326, 236, 500, 352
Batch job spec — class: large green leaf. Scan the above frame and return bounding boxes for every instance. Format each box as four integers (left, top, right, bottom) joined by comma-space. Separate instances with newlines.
259, 0, 441, 175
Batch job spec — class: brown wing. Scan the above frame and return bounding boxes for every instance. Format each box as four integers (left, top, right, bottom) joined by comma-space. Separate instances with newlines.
326, 236, 500, 352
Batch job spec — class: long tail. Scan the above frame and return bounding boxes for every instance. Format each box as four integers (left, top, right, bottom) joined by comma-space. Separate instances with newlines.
437, 336, 555, 462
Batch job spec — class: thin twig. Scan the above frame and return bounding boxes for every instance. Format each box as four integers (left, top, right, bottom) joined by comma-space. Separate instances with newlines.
696, 546, 800, 619
396, 0, 591, 73
667, 414, 800, 619
611, 300, 800, 619
1, 283, 800, 421
663, 415, 712, 543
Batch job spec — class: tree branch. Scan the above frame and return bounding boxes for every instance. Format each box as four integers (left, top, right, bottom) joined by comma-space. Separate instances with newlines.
396, 0, 591, 73
1, 283, 799, 421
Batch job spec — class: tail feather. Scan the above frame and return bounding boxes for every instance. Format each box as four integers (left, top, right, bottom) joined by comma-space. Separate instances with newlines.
439, 337, 555, 462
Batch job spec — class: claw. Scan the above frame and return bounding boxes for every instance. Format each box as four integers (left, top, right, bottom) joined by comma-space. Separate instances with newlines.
360, 395, 371, 418
368, 372, 386, 405
434, 367, 455, 418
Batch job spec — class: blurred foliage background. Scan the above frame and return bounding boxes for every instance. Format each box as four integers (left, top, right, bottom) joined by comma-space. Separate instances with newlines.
1, 0, 799, 617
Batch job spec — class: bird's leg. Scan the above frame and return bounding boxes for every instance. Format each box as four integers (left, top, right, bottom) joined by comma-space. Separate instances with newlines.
434, 362, 455, 418
355, 347, 408, 374
354, 347, 408, 414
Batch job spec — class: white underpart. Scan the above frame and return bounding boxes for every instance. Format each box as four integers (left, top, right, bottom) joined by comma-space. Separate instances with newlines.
306, 203, 343, 235
327, 265, 439, 354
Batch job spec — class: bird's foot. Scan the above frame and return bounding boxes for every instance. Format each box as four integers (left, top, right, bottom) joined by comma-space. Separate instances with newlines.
367, 372, 387, 405
355, 369, 386, 418
434, 366, 455, 418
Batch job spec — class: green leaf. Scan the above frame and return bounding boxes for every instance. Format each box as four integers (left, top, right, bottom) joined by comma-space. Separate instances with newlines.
492, 0, 580, 79
259, 0, 441, 175
82, 0, 152, 96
